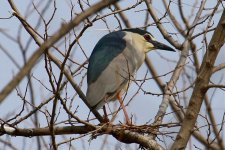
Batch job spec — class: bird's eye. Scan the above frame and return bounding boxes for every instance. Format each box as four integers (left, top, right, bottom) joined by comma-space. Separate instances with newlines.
143, 34, 151, 41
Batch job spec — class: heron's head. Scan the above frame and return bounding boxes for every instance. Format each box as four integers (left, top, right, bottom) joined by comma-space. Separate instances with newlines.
123, 28, 175, 53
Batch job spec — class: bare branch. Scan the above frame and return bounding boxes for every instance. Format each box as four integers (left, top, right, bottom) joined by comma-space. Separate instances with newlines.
171, 9, 225, 150
0, 0, 120, 103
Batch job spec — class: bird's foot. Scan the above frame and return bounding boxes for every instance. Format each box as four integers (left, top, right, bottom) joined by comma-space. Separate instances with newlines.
98, 116, 113, 126
125, 118, 132, 126
103, 115, 110, 123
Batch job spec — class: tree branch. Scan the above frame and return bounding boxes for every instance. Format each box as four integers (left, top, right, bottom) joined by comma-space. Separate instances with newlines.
0, 125, 164, 150
0, 0, 119, 103
171, 9, 225, 150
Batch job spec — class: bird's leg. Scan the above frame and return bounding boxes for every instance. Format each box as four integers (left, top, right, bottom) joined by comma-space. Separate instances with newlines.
103, 105, 109, 123
117, 93, 131, 125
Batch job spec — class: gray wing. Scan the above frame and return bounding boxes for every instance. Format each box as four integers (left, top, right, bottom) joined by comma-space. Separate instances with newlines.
87, 31, 126, 85
86, 51, 137, 110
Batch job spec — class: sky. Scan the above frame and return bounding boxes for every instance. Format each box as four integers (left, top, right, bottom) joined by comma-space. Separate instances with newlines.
0, 0, 224, 149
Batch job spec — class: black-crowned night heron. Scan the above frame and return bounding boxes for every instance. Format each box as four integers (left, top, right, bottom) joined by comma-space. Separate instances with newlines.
86, 28, 175, 124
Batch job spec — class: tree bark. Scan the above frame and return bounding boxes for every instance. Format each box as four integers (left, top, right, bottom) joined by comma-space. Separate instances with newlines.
171, 9, 225, 150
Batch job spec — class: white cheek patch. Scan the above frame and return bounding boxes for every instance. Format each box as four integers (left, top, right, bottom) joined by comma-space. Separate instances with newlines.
145, 34, 157, 52
144, 40, 154, 52
147, 42, 154, 49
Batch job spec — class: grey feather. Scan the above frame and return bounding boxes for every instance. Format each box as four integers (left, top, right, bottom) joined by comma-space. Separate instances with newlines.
87, 31, 126, 84
86, 30, 146, 109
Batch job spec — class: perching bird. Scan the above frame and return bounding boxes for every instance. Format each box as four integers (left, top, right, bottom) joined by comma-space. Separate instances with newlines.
86, 28, 175, 124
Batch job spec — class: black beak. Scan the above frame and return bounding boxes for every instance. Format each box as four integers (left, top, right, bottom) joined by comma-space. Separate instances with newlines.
151, 40, 175, 52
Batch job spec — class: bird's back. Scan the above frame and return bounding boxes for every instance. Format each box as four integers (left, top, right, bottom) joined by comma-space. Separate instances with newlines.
87, 31, 127, 85
86, 30, 145, 109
